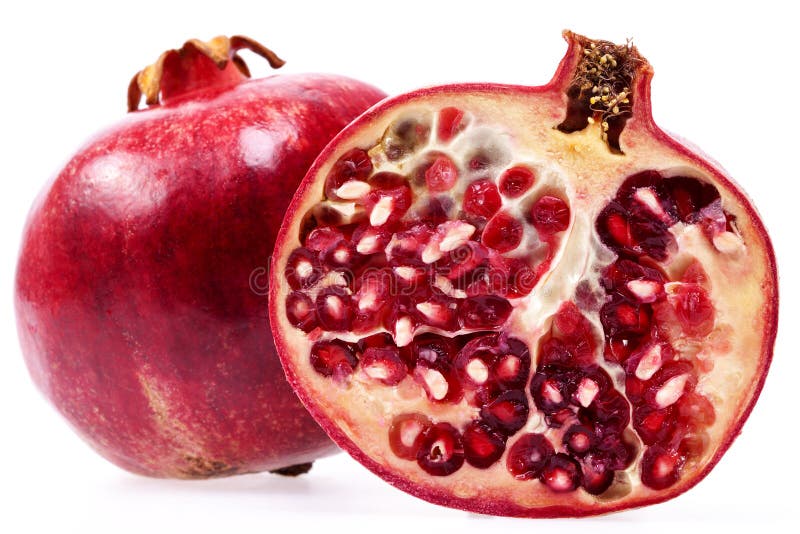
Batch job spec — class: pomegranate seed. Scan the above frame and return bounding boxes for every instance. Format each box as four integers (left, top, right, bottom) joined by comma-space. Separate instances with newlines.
643, 361, 695, 408
382, 117, 430, 161
436, 221, 476, 253
323, 239, 364, 270
580, 390, 631, 432
480, 390, 529, 435
664, 176, 721, 224
529, 195, 570, 235
640, 445, 684, 490
553, 300, 587, 337
459, 295, 512, 329
493, 354, 528, 390
285, 248, 322, 290
386, 224, 433, 261
498, 166, 535, 198
546, 408, 576, 428
389, 413, 432, 460
481, 211, 523, 253
597, 435, 638, 470
422, 221, 476, 263
600, 297, 651, 337
416, 423, 465, 476
412, 334, 457, 366
678, 392, 716, 427
369, 171, 407, 189
681, 260, 709, 285
414, 294, 459, 331
352, 224, 390, 255
415, 366, 449, 401
603, 335, 637, 364
502, 258, 537, 298
305, 226, 345, 252
463, 179, 501, 219
438, 241, 488, 282
392, 315, 415, 347
309, 340, 358, 378
530, 369, 572, 414
410, 335, 461, 402
574, 377, 600, 407
538, 338, 571, 367
463, 421, 506, 469
626, 279, 663, 303
654, 373, 690, 408
464, 357, 490, 385
437, 107, 466, 142
540, 453, 582, 493
563, 424, 595, 456
506, 433, 554, 480
581, 457, 615, 495
605, 210, 633, 247
358, 332, 394, 350
335, 180, 372, 200
601, 258, 665, 292
672, 283, 715, 335
679, 432, 709, 459
633, 187, 672, 224
391, 263, 426, 289
315, 287, 354, 331
424, 155, 459, 192
354, 269, 392, 313
633, 405, 677, 445
360, 347, 407, 386
365, 184, 412, 226
285, 291, 317, 332
324, 148, 373, 199
633, 343, 664, 380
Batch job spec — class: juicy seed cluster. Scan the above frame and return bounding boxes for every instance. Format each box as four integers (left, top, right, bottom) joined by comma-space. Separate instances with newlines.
282, 104, 735, 498
595, 171, 726, 489
285, 106, 572, 348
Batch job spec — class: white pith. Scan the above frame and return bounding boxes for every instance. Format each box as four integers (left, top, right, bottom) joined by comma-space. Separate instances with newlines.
274, 91, 773, 511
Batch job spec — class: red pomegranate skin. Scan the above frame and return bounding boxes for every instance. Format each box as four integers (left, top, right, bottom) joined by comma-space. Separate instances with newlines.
15, 62, 385, 477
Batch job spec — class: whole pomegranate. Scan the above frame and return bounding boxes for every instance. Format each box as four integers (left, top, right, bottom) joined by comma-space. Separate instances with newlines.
270, 32, 778, 515
14, 35, 385, 478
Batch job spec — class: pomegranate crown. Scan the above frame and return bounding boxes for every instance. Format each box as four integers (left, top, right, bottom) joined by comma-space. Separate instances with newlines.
557, 31, 648, 152
127, 35, 285, 111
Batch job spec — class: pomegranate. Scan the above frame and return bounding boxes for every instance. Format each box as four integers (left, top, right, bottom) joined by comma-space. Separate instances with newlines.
14, 36, 385, 478
269, 31, 778, 515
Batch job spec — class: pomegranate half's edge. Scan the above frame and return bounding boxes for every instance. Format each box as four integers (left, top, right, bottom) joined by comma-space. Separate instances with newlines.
269, 31, 777, 516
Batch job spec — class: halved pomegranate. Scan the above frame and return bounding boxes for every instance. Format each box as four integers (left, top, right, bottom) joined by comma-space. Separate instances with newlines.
270, 32, 777, 516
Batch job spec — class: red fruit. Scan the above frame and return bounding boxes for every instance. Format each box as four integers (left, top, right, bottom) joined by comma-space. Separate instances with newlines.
14, 35, 386, 478
271, 31, 777, 516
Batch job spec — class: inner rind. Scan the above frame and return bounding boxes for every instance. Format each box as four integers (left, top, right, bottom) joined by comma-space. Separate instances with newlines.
282, 104, 738, 501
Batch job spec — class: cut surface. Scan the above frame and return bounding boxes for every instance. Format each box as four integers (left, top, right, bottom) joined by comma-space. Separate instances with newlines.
270, 33, 777, 517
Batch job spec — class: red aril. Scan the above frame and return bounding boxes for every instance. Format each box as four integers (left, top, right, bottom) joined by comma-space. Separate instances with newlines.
14, 35, 385, 478
270, 31, 777, 516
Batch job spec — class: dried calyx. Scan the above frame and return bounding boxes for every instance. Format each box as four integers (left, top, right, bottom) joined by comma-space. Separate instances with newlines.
558, 34, 641, 152
127, 35, 285, 111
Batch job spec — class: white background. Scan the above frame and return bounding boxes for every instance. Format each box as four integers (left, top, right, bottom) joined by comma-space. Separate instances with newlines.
1, 1, 796, 531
